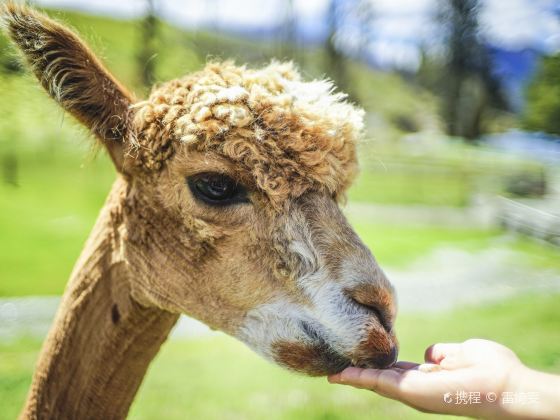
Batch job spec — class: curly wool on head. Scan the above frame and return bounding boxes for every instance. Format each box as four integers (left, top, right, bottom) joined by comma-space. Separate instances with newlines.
132, 61, 365, 204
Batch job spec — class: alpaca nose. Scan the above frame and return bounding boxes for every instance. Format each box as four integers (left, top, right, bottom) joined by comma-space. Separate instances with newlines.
345, 280, 396, 333
369, 343, 399, 369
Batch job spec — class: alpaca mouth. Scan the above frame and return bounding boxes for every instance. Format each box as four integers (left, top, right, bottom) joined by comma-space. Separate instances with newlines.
297, 320, 351, 374
311, 344, 353, 375
298, 320, 397, 373
272, 338, 351, 376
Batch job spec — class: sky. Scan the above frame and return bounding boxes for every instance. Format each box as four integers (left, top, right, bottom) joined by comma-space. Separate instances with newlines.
34, 0, 560, 71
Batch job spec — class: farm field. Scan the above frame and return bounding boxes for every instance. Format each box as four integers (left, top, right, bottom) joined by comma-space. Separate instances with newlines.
1, 294, 559, 420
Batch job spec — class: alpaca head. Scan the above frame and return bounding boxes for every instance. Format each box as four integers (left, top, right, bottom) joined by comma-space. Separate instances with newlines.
3, 4, 398, 376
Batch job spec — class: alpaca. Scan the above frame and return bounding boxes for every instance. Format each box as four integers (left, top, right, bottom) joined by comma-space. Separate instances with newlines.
2, 4, 398, 419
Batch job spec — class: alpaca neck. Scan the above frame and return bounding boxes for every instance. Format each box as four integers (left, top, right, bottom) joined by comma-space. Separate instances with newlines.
21, 178, 179, 420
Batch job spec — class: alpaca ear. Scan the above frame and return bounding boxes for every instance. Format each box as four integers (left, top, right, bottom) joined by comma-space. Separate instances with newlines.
1, 3, 135, 172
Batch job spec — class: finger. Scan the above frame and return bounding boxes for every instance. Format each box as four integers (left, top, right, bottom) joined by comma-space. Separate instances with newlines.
417, 363, 443, 373
346, 368, 441, 401
377, 369, 470, 416
328, 367, 375, 389
339, 365, 481, 418
394, 361, 443, 372
393, 361, 420, 370
327, 372, 341, 383
335, 367, 399, 392
373, 368, 463, 409
424, 343, 461, 364
331, 367, 425, 398
331, 365, 467, 415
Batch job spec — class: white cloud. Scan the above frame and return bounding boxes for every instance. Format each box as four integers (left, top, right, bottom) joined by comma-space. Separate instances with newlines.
33, 0, 560, 57
481, 0, 560, 51
369, 0, 436, 15
294, 0, 329, 18
159, 0, 212, 28
368, 39, 422, 71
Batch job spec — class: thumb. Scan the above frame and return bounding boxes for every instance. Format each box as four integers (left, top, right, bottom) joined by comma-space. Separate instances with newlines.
425, 343, 470, 370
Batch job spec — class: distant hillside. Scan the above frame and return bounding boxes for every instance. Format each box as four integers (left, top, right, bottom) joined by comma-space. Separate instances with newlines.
0, 8, 442, 147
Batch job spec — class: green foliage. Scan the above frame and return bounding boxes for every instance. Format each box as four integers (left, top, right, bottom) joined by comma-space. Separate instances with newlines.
523, 54, 560, 135
0, 30, 21, 74
1, 294, 559, 419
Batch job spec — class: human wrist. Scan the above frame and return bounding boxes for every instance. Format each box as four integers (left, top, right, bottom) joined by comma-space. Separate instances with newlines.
468, 362, 529, 420
497, 364, 559, 420
504, 362, 529, 394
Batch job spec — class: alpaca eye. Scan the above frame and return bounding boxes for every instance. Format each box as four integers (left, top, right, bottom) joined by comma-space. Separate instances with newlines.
187, 172, 249, 206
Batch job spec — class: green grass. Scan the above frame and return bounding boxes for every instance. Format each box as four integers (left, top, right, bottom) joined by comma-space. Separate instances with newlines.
347, 140, 545, 206
348, 170, 472, 206
1, 144, 558, 296
350, 222, 500, 268
1, 293, 559, 420
0, 148, 114, 296
508, 238, 560, 271
349, 220, 560, 271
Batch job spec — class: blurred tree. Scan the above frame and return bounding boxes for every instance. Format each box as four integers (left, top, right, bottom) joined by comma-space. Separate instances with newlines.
435, 0, 506, 140
2, 152, 18, 187
325, 0, 350, 95
325, 0, 370, 102
0, 32, 22, 74
523, 54, 560, 135
137, 0, 158, 89
356, 0, 375, 55
280, 0, 300, 63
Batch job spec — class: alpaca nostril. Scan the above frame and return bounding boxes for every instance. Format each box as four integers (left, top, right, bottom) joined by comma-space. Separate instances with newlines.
344, 282, 395, 333
349, 296, 392, 333
372, 345, 398, 369
352, 344, 399, 369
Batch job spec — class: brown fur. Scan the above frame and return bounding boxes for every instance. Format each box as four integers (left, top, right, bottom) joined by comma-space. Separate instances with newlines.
273, 341, 350, 377
21, 179, 179, 419
2, 4, 398, 419
352, 322, 398, 368
130, 61, 362, 206
346, 283, 397, 331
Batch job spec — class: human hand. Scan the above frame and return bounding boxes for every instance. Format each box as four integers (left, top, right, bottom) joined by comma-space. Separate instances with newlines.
328, 339, 535, 419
